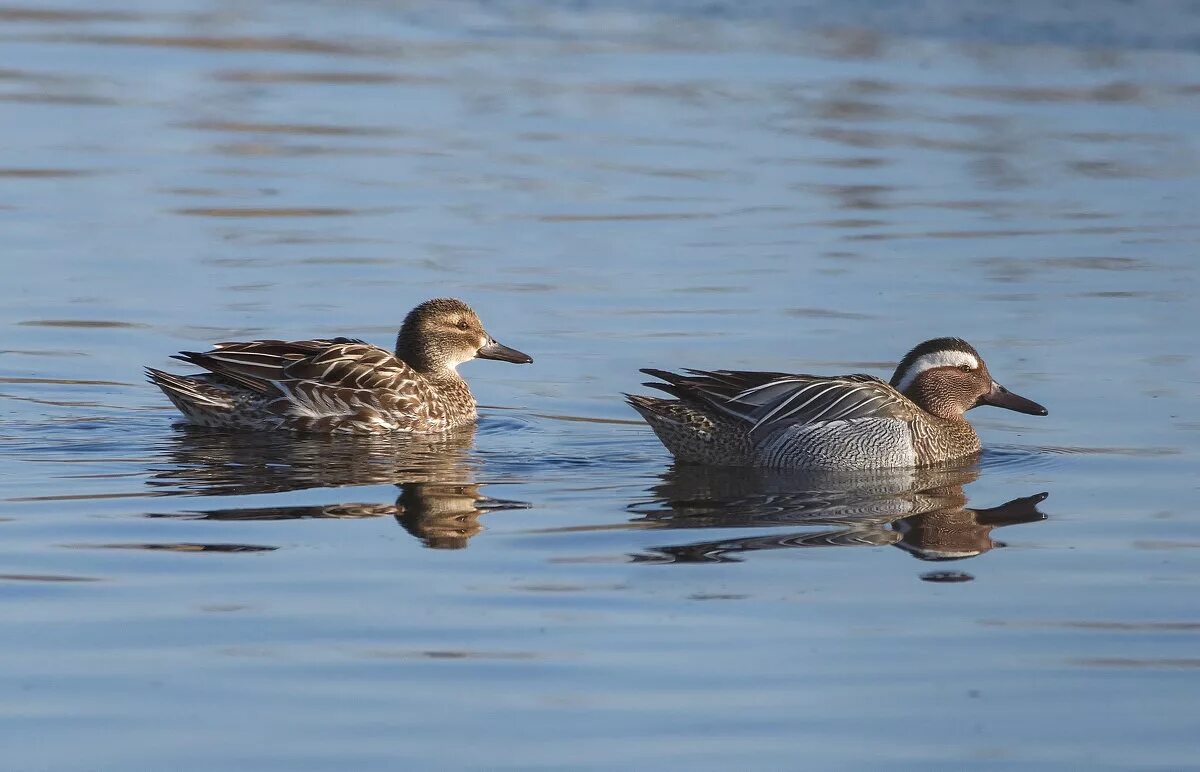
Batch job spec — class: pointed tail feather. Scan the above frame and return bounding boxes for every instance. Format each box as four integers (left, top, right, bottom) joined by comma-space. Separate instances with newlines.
169, 351, 274, 392
146, 367, 234, 409
625, 393, 689, 428
636, 369, 754, 424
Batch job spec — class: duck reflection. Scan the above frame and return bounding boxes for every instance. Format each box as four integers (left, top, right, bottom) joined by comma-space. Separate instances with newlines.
395, 482, 530, 549
628, 464, 1046, 564
146, 425, 529, 549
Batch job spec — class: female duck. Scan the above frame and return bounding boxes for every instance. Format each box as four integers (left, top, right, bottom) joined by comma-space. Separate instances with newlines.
627, 337, 1046, 470
147, 298, 532, 434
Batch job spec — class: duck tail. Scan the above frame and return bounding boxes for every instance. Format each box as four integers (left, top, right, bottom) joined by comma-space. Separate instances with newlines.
624, 393, 685, 427
146, 367, 236, 413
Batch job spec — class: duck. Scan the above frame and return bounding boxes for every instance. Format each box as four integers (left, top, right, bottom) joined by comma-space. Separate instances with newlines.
147, 298, 532, 434
626, 337, 1046, 470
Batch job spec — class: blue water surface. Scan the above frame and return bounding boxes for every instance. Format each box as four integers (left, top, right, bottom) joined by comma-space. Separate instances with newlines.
1, 0, 1199, 768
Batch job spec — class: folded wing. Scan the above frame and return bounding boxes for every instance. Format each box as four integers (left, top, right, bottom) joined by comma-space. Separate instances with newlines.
175, 338, 426, 420
641, 368, 915, 436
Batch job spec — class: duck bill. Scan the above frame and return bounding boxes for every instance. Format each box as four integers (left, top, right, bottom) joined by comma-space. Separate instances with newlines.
476, 339, 533, 364
978, 382, 1047, 416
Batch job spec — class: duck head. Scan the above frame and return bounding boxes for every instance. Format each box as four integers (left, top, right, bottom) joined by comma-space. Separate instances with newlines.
395, 298, 532, 373
889, 337, 1047, 421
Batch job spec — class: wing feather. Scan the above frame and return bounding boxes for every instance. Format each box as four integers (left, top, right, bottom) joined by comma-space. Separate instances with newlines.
639, 368, 915, 436
176, 337, 426, 420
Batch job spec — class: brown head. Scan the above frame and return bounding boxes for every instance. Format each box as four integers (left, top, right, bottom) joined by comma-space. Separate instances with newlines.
889, 337, 1047, 421
394, 298, 532, 374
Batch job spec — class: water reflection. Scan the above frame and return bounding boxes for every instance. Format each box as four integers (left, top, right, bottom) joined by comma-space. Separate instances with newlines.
628, 465, 1047, 565
147, 426, 530, 549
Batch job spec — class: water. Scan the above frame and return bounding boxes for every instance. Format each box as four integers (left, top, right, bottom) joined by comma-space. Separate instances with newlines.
3, 0, 1200, 768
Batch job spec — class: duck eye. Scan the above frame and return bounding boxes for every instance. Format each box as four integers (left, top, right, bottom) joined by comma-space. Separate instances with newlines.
960, 364, 973, 372
456, 320, 470, 331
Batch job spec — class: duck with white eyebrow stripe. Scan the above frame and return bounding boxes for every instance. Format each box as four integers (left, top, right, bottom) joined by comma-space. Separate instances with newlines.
888, 337, 1045, 421
627, 336, 1047, 470
891, 348, 980, 393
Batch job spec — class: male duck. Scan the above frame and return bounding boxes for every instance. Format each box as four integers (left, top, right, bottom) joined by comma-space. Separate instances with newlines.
627, 337, 1046, 470
147, 298, 532, 434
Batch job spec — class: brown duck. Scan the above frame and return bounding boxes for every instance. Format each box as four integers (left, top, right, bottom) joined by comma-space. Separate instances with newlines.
147, 298, 531, 434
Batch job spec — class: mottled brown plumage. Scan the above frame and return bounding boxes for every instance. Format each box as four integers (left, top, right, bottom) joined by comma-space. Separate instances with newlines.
147, 298, 532, 434
628, 337, 1047, 470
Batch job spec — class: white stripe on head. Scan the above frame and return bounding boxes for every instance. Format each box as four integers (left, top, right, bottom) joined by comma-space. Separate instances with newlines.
893, 351, 980, 393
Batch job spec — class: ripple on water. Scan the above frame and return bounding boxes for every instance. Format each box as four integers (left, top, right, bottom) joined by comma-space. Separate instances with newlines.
0, 573, 100, 582
920, 570, 975, 583
1034, 444, 1182, 458
64, 543, 278, 553
979, 445, 1059, 471
16, 319, 149, 329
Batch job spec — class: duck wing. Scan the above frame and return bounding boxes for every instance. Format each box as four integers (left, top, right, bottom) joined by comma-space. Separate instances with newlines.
641, 368, 793, 401
641, 369, 916, 435
175, 338, 427, 418
173, 338, 350, 390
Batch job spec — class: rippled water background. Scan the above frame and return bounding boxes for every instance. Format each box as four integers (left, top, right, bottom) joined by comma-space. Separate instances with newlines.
3, 0, 1200, 768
